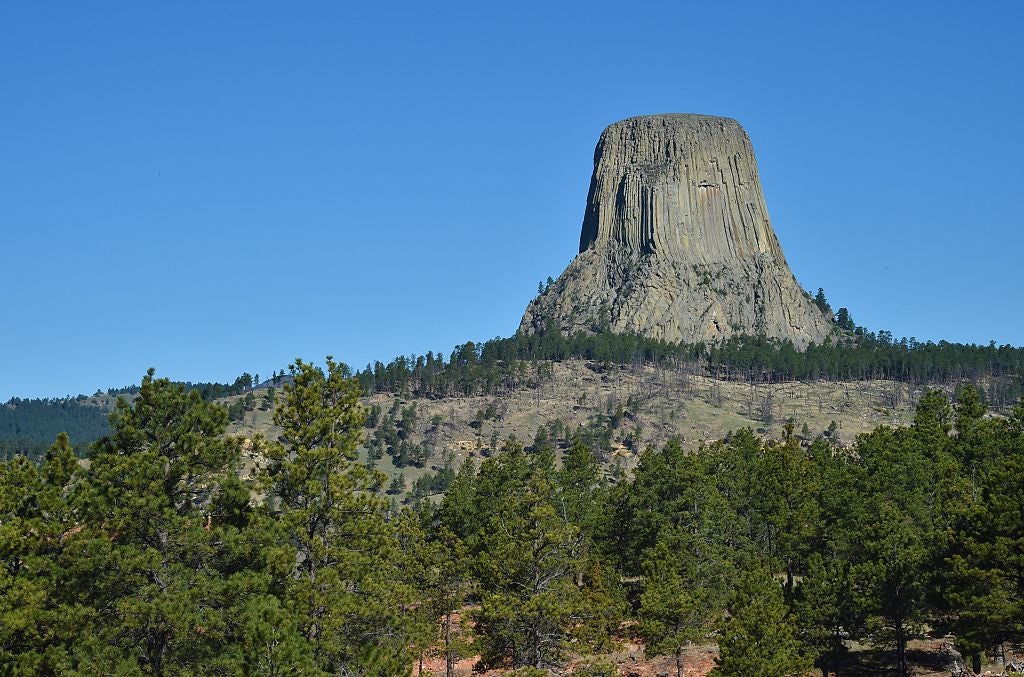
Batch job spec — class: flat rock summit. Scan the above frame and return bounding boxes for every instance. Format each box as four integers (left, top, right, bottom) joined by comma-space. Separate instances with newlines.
519, 113, 833, 347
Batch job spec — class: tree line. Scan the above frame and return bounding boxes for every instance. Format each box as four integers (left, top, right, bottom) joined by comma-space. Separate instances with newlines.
356, 328, 1024, 408
6, 325, 1021, 464
0, 397, 110, 462
2, 359, 1022, 675
0, 372, 282, 461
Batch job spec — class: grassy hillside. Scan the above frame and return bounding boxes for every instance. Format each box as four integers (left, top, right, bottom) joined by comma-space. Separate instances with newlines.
225, 358, 942, 496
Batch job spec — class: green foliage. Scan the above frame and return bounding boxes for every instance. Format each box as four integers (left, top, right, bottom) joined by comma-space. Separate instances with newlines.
411, 526, 475, 677
261, 386, 276, 411
638, 527, 732, 661
228, 397, 246, 421
930, 385, 1024, 671
849, 423, 935, 676
0, 371, 272, 462
835, 306, 855, 331
814, 287, 832, 315
0, 397, 109, 460
611, 437, 727, 574
0, 434, 82, 672
387, 472, 406, 494
793, 552, 860, 674
757, 437, 822, 593
366, 400, 434, 469
505, 668, 547, 677
410, 466, 455, 500
357, 330, 1024, 408
262, 357, 417, 672
471, 442, 588, 669
3, 363, 1024, 677
570, 659, 619, 676
712, 569, 811, 677
436, 439, 623, 671
71, 370, 268, 673
234, 594, 318, 675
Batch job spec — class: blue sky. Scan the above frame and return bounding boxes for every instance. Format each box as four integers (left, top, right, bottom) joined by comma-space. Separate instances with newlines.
2, 1, 1022, 400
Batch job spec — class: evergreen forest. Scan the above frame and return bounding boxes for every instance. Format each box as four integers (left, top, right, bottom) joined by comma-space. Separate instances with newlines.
5, 325, 1022, 465
356, 329, 1024, 408
0, 374, 269, 462
2, 359, 1023, 676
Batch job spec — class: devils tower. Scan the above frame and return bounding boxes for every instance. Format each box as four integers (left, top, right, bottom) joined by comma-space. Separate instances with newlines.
519, 114, 834, 347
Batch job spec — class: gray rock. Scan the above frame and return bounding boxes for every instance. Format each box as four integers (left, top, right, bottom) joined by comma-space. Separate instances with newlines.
520, 114, 833, 348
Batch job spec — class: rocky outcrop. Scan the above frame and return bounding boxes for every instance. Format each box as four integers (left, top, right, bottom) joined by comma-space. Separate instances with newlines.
519, 114, 833, 348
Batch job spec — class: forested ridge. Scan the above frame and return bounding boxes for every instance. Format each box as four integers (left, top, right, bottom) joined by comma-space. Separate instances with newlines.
5, 325, 1022, 465
357, 329, 1024, 408
0, 398, 110, 462
0, 373, 267, 462
2, 361, 1022, 676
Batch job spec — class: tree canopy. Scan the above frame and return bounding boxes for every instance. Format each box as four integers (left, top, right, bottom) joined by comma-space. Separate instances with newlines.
1, 366, 1022, 676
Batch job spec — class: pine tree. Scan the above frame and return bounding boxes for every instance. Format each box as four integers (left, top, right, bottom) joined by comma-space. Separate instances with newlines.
415, 526, 475, 677
436, 457, 478, 540
73, 369, 263, 673
814, 288, 832, 315
835, 307, 855, 331
557, 437, 605, 544
262, 357, 415, 673
712, 569, 810, 677
794, 553, 861, 677
757, 438, 821, 595
933, 388, 1024, 672
235, 594, 318, 676
851, 423, 935, 677
639, 528, 732, 677
471, 441, 589, 670
0, 434, 83, 672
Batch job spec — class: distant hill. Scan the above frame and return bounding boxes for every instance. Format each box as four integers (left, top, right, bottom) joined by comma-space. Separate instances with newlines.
0, 395, 114, 461
4, 332, 1022, 473
223, 351, 1022, 501
0, 373, 267, 461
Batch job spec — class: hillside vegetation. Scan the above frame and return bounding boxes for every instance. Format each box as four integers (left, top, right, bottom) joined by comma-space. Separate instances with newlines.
2, 331, 1023, 674
228, 359, 937, 499
0, 374, 264, 461
0, 395, 114, 461
1, 362, 1022, 676
5, 329, 1021, 466
221, 327, 1024, 501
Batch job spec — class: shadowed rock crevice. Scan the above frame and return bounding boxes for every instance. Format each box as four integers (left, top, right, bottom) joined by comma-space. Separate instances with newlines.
520, 114, 833, 348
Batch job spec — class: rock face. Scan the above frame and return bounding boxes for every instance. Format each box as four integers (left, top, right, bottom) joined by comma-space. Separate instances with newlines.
519, 114, 833, 347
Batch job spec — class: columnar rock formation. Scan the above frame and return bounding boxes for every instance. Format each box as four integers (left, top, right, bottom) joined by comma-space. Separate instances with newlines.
519, 114, 833, 347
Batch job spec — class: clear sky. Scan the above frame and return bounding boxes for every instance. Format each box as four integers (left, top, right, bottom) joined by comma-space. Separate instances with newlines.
2, 1, 1022, 400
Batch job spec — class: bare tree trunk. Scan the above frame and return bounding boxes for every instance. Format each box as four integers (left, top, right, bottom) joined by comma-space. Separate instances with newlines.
896, 621, 908, 677
444, 610, 456, 677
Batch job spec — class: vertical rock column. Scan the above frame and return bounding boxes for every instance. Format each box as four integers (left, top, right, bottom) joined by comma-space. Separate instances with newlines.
521, 114, 833, 347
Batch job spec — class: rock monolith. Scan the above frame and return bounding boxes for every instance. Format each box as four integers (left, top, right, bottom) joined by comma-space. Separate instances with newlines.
519, 114, 833, 347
